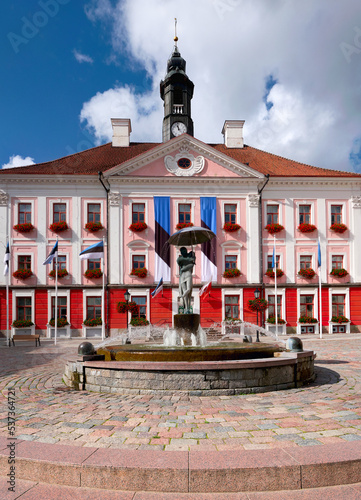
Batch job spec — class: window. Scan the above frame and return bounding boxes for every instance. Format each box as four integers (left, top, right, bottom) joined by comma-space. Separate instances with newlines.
267, 255, 280, 269
332, 255, 343, 270
224, 204, 237, 224
268, 295, 281, 319
299, 205, 311, 224
300, 295, 314, 317
178, 204, 191, 224
18, 203, 31, 224
132, 203, 145, 224
53, 203, 66, 223
132, 296, 147, 319
225, 295, 239, 319
17, 297, 32, 321
87, 259, 101, 271
300, 255, 312, 269
332, 295, 345, 317
87, 204, 101, 223
18, 255, 31, 270
132, 255, 145, 269
86, 297, 101, 319
53, 255, 67, 271
225, 255, 237, 269
51, 297, 67, 320
267, 205, 279, 224
331, 205, 342, 225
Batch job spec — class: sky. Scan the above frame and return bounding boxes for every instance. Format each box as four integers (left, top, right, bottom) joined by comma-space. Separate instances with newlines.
1, 0, 361, 173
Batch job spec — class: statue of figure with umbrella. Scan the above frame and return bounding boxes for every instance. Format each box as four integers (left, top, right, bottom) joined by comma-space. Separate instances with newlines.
177, 247, 196, 314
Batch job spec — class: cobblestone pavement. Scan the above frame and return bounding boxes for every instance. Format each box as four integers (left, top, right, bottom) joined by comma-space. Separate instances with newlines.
1, 335, 361, 452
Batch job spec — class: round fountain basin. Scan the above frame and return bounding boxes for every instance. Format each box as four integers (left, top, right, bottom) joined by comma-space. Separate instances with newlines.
97, 342, 284, 362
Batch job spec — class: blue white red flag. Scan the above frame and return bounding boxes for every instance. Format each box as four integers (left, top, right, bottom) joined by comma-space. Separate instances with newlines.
80, 241, 104, 260
151, 277, 163, 298
3, 242, 10, 276
43, 241, 58, 265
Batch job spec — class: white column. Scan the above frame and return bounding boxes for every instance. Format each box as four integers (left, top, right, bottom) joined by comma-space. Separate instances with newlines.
247, 194, 260, 283
350, 196, 361, 282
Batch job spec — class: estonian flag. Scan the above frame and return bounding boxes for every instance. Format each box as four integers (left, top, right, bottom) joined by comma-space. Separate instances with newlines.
43, 241, 58, 265
80, 241, 104, 260
199, 280, 212, 297
151, 277, 163, 298
318, 238, 321, 268
3, 242, 10, 276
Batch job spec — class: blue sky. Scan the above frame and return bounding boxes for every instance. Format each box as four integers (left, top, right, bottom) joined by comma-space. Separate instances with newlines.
1, 0, 361, 172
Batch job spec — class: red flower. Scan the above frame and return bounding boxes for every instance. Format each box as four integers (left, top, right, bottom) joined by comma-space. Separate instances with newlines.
331, 315, 349, 323
49, 269, 69, 278
299, 316, 317, 323
84, 269, 103, 279
130, 267, 148, 278
85, 222, 104, 232
330, 268, 348, 278
265, 223, 284, 234
223, 222, 241, 232
265, 268, 284, 278
298, 268, 316, 279
83, 318, 102, 326
330, 223, 347, 234
176, 222, 193, 230
248, 298, 268, 312
49, 318, 69, 327
12, 319, 34, 327
13, 269, 33, 279
13, 223, 34, 233
298, 223, 317, 233
117, 301, 139, 315
223, 268, 241, 278
50, 221, 68, 232
267, 316, 286, 325
129, 222, 147, 232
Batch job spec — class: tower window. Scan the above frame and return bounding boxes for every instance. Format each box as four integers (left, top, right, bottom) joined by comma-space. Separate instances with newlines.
173, 89, 183, 104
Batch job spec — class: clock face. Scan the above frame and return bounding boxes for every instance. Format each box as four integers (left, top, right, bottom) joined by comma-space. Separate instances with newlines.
171, 122, 187, 136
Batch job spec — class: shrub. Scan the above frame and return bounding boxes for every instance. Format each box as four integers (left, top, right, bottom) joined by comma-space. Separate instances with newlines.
130, 267, 148, 278
49, 269, 68, 278
12, 319, 34, 328
265, 223, 284, 234
248, 298, 269, 312
265, 268, 284, 278
13, 269, 33, 279
83, 318, 102, 326
49, 318, 69, 327
85, 222, 104, 232
176, 222, 193, 230
298, 268, 316, 279
50, 221, 68, 232
130, 317, 149, 326
223, 268, 241, 278
330, 223, 347, 234
13, 223, 34, 233
84, 269, 103, 279
299, 316, 317, 323
223, 222, 241, 232
129, 221, 147, 232
266, 316, 286, 324
330, 268, 348, 277
331, 315, 349, 323
298, 223, 317, 233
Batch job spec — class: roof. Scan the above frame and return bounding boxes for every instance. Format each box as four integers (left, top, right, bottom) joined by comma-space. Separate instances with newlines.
0, 141, 360, 178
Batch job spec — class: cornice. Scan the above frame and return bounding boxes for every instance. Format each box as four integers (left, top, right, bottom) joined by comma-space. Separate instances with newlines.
268, 178, 361, 186
108, 176, 260, 186
0, 176, 99, 185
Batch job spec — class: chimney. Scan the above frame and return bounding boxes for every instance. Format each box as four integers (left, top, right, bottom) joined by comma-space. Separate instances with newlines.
111, 118, 132, 147
222, 120, 245, 148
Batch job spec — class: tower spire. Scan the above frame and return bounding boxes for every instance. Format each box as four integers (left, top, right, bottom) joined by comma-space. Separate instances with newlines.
174, 18, 178, 47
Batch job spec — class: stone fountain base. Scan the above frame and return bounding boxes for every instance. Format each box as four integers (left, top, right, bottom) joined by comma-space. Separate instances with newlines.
174, 313, 200, 345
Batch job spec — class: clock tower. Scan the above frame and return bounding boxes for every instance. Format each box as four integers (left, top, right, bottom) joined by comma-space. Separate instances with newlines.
160, 32, 194, 142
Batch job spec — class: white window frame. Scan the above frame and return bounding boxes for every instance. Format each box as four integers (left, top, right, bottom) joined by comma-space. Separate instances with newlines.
328, 287, 350, 321
265, 288, 286, 320
330, 252, 347, 272
49, 199, 70, 225
297, 288, 318, 320
265, 252, 282, 271
47, 289, 70, 323
298, 252, 315, 271
328, 201, 347, 226
128, 288, 150, 322
175, 199, 195, 226
222, 288, 244, 322
12, 289, 35, 324
14, 199, 35, 226
127, 240, 150, 275
128, 199, 149, 227
15, 252, 33, 271
221, 200, 240, 226
221, 241, 243, 273
295, 200, 316, 226
84, 200, 104, 225
83, 289, 102, 322
264, 201, 283, 226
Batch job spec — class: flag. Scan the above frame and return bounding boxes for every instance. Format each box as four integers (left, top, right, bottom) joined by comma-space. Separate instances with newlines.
3, 242, 10, 276
80, 241, 104, 260
272, 238, 276, 269
318, 238, 321, 268
199, 280, 212, 297
43, 241, 58, 265
151, 277, 163, 298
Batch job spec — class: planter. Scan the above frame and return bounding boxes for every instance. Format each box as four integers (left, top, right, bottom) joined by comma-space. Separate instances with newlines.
265, 323, 287, 336
223, 223, 241, 232
265, 268, 284, 278
129, 222, 147, 232
47, 324, 71, 338
84, 269, 103, 279
82, 325, 102, 338
176, 222, 193, 230
248, 298, 268, 312
130, 317, 149, 327
297, 322, 319, 335
223, 268, 241, 278
130, 268, 148, 278
298, 223, 317, 233
85, 222, 104, 232
11, 324, 36, 337
13, 269, 33, 280
13, 223, 34, 233
265, 223, 284, 235
330, 223, 347, 234
330, 268, 348, 278
328, 321, 350, 334
50, 222, 68, 233
49, 269, 69, 278
298, 268, 316, 279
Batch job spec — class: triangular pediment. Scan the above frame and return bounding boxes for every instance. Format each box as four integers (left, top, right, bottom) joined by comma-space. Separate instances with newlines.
105, 135, 264, 179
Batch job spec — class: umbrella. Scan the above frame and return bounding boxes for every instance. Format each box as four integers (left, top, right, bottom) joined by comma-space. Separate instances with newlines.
167, 226, 216, 246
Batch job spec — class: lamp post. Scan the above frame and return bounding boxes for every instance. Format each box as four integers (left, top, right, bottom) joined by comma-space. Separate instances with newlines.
124, 289, 130, 335
254, 288, 260, 342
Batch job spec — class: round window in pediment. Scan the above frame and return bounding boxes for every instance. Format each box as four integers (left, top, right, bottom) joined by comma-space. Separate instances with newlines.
177, 158, 192, 169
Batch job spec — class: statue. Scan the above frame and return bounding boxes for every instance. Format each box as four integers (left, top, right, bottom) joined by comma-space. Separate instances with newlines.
177, 247, 195, 313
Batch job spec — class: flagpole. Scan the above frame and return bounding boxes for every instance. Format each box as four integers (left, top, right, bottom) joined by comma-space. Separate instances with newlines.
318, 237, 322, 339
54, 237, 58, 346
101, 236, 105, 341
273, 236, 278, 339
6, 254, 9, 347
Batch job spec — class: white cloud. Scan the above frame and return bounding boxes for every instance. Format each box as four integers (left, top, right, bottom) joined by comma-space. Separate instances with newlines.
81, 0, 361, 172
2, 155, 35, 170
73, 49, 94, 64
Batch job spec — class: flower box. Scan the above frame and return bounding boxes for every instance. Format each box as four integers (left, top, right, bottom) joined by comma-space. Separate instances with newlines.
176, 222, 193, 230
298, 268, 316, 279
129, 221, 147, 232
13, 223, 34, 233
223, 268, 241, 278
49, 269, 69, 278
47, 323, 71, 338
85, 222, 104, 232
248, 298, 268, 312
49, 318, 69, 327
84, 269, 103, 279
13, 269, 33, 280
265, 268, 284, 278
11, 321, 35, 337
130, 267, 148, 278
330, 268, 348, 278
265, 320, 287, 336
329, 317, 350, 334
130, 317, 149, 327
12, 319, 34, 328
330, 223, 347, 234
299, 316, 317, 323
297, 319, 319, 335
266, 316, 286, 325
265, 223, 284, 234
223, 222, 241, 232
50, 221, 68, 233
82, 317, 102, 338
298, 223, 317, 233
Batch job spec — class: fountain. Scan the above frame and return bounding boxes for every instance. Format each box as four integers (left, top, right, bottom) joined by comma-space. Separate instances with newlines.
63, 227, 315, 395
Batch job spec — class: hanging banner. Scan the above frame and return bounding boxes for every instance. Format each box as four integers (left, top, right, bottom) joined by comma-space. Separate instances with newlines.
201, 197, 217, 282
154, 196, 171, 282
